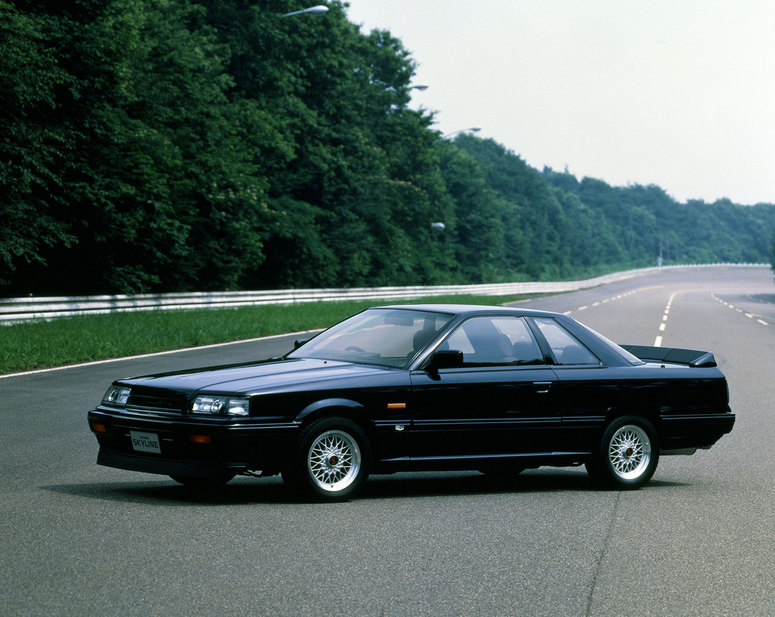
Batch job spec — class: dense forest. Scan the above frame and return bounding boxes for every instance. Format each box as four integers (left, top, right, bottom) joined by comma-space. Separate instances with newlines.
2, 0, 774, 296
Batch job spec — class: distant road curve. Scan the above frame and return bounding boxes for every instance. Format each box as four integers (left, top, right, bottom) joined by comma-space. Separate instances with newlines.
0, 263, 767, 323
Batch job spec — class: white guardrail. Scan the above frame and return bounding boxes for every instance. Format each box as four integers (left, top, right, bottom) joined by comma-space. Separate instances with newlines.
0, 264, 768, 324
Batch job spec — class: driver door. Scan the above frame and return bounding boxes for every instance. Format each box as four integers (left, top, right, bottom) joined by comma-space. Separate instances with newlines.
409, 315, 559, 460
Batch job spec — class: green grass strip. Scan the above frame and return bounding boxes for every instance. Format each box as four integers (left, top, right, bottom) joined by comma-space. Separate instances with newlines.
0, 294, 526, 375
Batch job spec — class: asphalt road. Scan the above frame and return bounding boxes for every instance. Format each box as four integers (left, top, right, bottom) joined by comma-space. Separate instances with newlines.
2, 266, 773, 617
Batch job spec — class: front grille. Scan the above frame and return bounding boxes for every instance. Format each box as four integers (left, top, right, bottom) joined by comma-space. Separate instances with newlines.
127, 387, 188, 414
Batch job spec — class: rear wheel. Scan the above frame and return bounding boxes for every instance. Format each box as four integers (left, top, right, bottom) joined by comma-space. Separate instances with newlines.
587, 416, 659, 489
283, 417, 370, 501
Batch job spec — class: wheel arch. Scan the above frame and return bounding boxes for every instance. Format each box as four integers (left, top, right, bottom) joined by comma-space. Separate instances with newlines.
601, 405, 662, 434
583, 406, 662, 461
296, 398, 374, 438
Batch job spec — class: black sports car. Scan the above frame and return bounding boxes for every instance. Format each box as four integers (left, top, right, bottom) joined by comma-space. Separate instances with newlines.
88, 305, 735, 499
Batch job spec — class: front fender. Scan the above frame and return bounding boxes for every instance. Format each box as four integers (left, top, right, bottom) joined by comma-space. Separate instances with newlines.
296, 398, 365, 422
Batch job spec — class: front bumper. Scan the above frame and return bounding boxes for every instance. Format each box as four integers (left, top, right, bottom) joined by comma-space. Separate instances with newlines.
88, 407, 300, 479
96, 449, 249, 478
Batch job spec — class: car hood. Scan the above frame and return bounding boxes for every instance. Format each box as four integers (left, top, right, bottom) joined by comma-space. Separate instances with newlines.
120, 357, 395, 395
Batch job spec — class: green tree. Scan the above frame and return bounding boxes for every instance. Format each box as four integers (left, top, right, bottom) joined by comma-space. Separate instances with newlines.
437, 141, 505, 282
0, 3, 76, 284
3, 0, 773, 296
456, 135, 566, 279
3, 0, 270, 293
202, 2, 452, 288
771, 233, 775, 275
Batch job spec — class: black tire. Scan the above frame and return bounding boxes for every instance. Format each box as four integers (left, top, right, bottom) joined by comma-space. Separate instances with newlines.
283, 417, 371, 501
587, 416, 659, 489
169, 473, 235, 490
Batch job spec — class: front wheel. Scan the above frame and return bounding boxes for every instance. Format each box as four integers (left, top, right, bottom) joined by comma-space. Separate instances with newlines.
587, 416, 659, 489
283, 417, 371, 501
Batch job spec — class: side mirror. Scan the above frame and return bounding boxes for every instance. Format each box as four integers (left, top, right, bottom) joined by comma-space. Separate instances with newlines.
294, 338, 308, 350
427, 349, 464, 372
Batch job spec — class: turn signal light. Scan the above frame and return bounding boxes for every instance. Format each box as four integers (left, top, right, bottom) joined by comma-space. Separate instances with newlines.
91, 422, 107, 433
189, 434, 212, 445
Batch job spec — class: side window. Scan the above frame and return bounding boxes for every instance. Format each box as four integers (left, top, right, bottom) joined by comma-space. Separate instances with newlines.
532, 318, 600, 366
443, 316, 544, 366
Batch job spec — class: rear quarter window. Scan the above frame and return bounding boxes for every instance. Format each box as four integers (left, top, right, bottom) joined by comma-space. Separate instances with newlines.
533, 317, 600, 366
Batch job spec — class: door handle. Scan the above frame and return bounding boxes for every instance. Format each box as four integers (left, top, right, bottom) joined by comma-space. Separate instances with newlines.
533, 381, 552, 394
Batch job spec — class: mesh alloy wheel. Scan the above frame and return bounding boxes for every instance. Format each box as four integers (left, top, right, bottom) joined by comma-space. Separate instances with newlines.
607, 424, 652, 481
283, 417, 371, 501
588, 416, 659, 489
307, 429, 362, 493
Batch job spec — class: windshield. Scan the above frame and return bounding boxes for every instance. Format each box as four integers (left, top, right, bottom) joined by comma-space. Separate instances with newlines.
288, 308, 454, 368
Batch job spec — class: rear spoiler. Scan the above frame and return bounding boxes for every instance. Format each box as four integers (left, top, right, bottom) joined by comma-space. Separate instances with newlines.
620, 345, 718, 368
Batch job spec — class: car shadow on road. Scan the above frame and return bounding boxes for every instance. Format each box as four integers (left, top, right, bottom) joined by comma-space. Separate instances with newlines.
43, 469, 685, 505
42, 477, 291, 506
363, 470, 684, 499
364, 469, 590, 498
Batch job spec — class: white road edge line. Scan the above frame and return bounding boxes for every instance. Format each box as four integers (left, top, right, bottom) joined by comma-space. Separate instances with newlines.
0, 329, 322, 381
715, 293, 769, 327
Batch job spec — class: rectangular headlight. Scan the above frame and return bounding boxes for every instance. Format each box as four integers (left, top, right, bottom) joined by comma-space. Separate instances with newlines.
102, 386, 131, 406
191, 396, 249, 417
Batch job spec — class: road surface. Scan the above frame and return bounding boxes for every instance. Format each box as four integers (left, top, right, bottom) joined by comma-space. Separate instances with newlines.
2, 266, 773, 616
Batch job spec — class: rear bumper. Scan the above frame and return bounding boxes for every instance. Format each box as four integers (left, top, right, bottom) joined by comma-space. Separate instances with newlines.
659, 412, 736, 451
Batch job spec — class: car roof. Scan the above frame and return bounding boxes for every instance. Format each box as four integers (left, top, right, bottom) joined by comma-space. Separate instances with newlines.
373, 303, 560, 318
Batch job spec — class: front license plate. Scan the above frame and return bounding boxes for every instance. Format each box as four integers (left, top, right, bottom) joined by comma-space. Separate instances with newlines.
130, 431, 161, 454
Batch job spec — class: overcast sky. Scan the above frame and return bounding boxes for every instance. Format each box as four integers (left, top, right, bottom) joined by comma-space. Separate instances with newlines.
344, 0, 775, 205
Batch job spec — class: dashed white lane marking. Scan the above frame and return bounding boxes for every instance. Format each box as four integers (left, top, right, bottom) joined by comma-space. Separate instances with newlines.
713, 294, 770, 327
654, 292, 677, 346
565, 288, 653, 316
562, 285, 673, 346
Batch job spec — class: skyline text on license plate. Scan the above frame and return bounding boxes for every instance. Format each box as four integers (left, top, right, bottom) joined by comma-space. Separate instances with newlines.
130, 431, 161, 454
